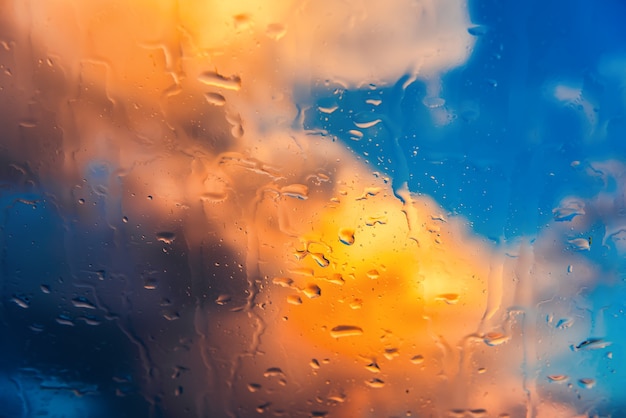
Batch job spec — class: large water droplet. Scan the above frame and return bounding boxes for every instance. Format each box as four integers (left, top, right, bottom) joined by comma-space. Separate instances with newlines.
570, 338, 611, 351
303, 284, 321, 299
198, 71, 241, 91
338, 228, 355, 245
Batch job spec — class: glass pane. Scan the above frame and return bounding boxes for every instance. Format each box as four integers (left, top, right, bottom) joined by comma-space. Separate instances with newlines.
1, 0, 624, 417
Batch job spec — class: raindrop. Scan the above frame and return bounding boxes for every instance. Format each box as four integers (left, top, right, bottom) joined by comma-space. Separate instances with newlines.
287, 295, 303, 305
11, 296, 30, 309
198, 71, 241, 91
553, 199, 585, 221
365, 362, 380, 373
310, 253, 330, 268
265, 23, 287, 40
256, 402, 271, 413
303, 284, 322, 299
555, 317, 574, 329
215, 294, 232, 305
143, 278, 158, 290
365, 215, 388, 226
435, 293, 459, 305
410, 355, 424, 365
578, 378, 596, 389
40, 285, 51, 294
272, 277, 294, 288
348, 130, 364, 141
422, 96, 445, 108
156, 231, 176, 244
547, 375, 568, 383
365, 378, 385, 388
330, 325, 363, 338
71, 297, 96, 309
568, 237, 590, 251
281, 184, 309, 200
204, 92, 226, 106
338, 228, 355, 245
384, 348, 400, 360
56, 315, 75, 326
349, 298, 363, 310
483, 332, 510, 346
310, 359, 320, 370
247, 383, 261, 392
366, 270, 380, 280
570, 338, 611, 351
263, 367, 285, 378
353, 113, 382, 129
467, 25, 489, 36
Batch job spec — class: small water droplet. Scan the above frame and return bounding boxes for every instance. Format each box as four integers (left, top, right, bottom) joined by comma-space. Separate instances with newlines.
174, 386, 183, 396
247, 383, 261, 392
310, 253, 330, 268
256, 402, 271, 413
547, 374, 568, 383
40, 285, 50, 294
365, 215, 387, 226
365, 362, 380, 373
163, 311, 180, 321
266, 23, 287, 40
366, 270, 380, 280
338, 228, 355, 245
422, 97, 445, 108
198, 71, 241, 91
281, 184, 309, 200
11, 296, 29, 308
303, 284, 321, 299
204, 92, 226, 106
71, 297, 96, 309
349, 298, 363, 310
56, 315, 75, 326
410, 355, 424, 365
477, 367, 486, 374
578, 378, 596, 389
555, 317, 574, 329
143, 278, 158, 290
553, 199, 585, 222
263, 367, 285, 378
365, 378, 385, 388
353, 113, 382, 129
384, 348, 399, 360
568, 237, 590, 251
356, 187, 382, 200
348, 130, 364, 141
435, 293, 459, 305
287, 295, 303, 305
567, 264, 574, 274
310, 359, 320, 370
570, 338, 611, 351
467, 25, 489, 36
365, 98, 382, 106
215, 294, 232, 305
122, 216, 128, 223
330, 325, 363, 338
483, 332, 509, 346
156, 231, 176, 244
273, 277, 294, 288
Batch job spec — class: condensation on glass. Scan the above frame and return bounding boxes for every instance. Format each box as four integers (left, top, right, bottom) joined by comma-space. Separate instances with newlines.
0, 0, 624, 417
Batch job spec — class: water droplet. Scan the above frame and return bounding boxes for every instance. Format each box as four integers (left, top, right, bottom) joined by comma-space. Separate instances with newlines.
366, 270, 380, 280
56, 315, 75, 326
348, 130, 364, 141
273, 277, 294, 288
215, 294, 232, 305
143, 278, 158, 290
11, 296, 29, 309
338, 228, 355, 245
281, 184, 309, 200
323, 273, 344, 285
156, 231, 176, 244
422, 96, 445, 108
40, 285, 50, 294
435, 293, 460, 305
365, 362, 380, 373
365, 378, 385, 388
247, 383, 261, 392
256, 402, 271, 413
483, 332, 510, 346
555, 317, 574, 329
568, 237, 590, 251
578, 378, 595, 389
410, 355, 424, 365
310, 253, 330, 268
263, 367, 285, 378
353, 113, 382, 129
303, 284, 321, 299
330, 325, 363, 338
365, 98, 382, 106
265, 23, 287, 40
547, 375, 568, 383
287, 295, 303, 305
174, 386, 183, 396
163, 312, 180, 321
310, 359, 320, 369
122, 216, 128, 223
311, 411, 328, 418
468, 409, 488, 418
349, 298, 363, 310
365, 215, 388, 226
467, 25, 489, 36
553, 199, 585, 221
567, 264, 574, 274
570, 338, 611, 351
204, 92, 226, 106
198, 71, 241, 91
71, 297, 96, 309
318, 104, 339, 114
384, 348, 400, 360
477, 367, 486, 374
356, 187, 382, 200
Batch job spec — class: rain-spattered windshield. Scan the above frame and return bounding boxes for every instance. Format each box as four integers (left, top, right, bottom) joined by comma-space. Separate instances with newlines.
1, 1, 625, 417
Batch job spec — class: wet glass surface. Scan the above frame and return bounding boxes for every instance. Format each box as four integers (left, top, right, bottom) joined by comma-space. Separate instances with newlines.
1, 1, 625, 417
